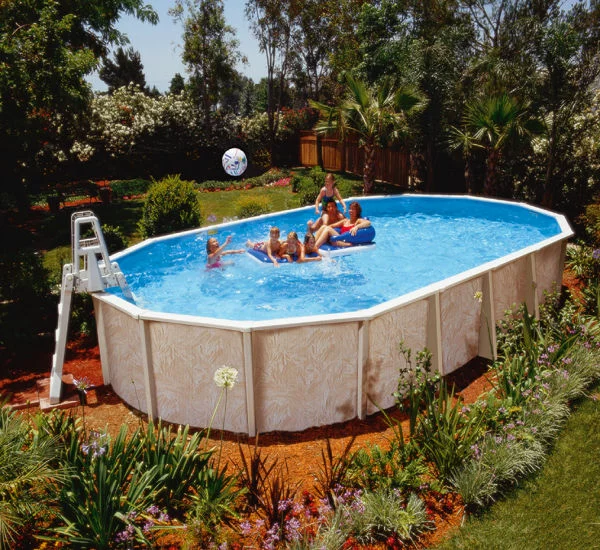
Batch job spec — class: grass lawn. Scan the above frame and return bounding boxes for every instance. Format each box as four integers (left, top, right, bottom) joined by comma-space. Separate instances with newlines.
435, 385, 600, 550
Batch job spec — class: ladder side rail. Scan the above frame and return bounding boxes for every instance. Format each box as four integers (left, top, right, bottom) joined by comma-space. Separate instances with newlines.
92, 219, 113, 272
49, 265, 75, 404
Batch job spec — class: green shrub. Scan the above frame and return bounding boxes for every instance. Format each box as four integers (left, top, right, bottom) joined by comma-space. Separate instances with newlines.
342, 490, 430, 545
347, 443, 427, 493
139, 175, 202, 238
235, 196, 271, 219
308, 165, 326, 187
251, 147, 271, 170
68, 293, 97, 344
0, 247, 56, 350
579, 199, 600, 246
197, 180, 230, 192
296, 176, 320, 206
110, 179, 151, 199
101, 224, 128, 254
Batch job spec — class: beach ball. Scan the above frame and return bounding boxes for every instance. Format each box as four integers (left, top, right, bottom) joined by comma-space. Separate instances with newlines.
222, 148, 248, 177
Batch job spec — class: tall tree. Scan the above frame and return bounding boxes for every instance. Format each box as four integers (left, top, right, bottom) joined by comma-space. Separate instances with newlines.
171, 0, 246, 127
246, 0, 295, 161
310, 74, 426, 194
533, 8, 600, 207
99, 47, 148, 93
288, 0, 334, 103
0, 0, 157, 207
169, 73, 186, 95
356, 1, 474, 192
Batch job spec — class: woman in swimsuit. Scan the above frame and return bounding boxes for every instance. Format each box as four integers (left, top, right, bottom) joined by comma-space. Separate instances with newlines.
313, 201, 371, 249
307, 199, 346, 233
206, 235, 245, 268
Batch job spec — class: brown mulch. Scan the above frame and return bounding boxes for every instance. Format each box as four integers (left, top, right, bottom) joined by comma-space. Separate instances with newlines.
1, 337, 493, 548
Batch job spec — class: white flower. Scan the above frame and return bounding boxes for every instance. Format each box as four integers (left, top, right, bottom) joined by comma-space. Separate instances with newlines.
474, 291, 483, 303
213, 366, 238, 389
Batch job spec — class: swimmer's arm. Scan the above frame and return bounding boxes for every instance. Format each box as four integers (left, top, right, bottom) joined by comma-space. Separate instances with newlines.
209, 235, 233, 259
266, 240, 280, 266
349, 218, 371, 235
314, 188, 325, 213
296, 244, 306, 262
222, 249, 245, 255
335, 189, 346, 211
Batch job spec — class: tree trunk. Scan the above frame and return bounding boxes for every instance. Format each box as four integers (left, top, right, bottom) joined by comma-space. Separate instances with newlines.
363, 144, 376, 194
542, 112, 558, 208
483, 148, 499, 196
465, 155, 473, 194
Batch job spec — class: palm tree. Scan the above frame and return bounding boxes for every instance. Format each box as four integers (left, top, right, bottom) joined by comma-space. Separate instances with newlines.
309, 75, 427, 194
0, 406, 64, 548
456, 94, 544, 197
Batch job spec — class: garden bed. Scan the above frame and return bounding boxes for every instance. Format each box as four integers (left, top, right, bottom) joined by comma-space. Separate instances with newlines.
2, 336, 493, 547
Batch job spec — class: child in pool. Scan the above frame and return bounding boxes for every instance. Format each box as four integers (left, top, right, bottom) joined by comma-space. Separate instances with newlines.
206, 235, 245, 268
298, 232, 322, 262
246, 226, 283, 267
280, 231, 303, 262
314, 173, 346, 215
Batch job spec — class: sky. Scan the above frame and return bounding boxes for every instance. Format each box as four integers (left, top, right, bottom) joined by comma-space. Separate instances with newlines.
87, 0, 267, 92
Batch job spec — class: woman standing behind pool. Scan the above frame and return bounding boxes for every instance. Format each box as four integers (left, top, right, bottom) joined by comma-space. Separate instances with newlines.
307, 199, 346, 233
315, 173, 346, 215
314, 201, 371, 249
206, 236, 245, 268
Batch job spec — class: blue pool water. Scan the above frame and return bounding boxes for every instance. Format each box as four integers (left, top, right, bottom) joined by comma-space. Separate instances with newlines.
112, 196, 562, 321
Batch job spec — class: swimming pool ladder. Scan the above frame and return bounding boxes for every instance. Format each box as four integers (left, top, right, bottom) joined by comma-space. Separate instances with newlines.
49, 211, 133, 404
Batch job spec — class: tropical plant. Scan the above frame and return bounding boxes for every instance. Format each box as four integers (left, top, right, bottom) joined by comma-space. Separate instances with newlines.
315, 437, 356, 507
454, 94, 544, 197
347, 442, 427, 493
139, 421, 213, 511
48, 426, 166, 548
310, 74, 426, 194
415, 379, 485, 482
187, 463, 245, 543
0, 406, 64, 549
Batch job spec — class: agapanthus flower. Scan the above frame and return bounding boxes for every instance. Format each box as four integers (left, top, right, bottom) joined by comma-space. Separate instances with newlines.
213, 366, 239, 389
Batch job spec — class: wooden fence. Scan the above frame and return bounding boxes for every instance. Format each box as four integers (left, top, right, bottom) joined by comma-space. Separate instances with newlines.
299, 131, 409, 188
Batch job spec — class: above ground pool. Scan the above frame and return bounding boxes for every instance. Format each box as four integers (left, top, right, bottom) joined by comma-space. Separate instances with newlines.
112, 195, 564, 322
94, 195, 573, 435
